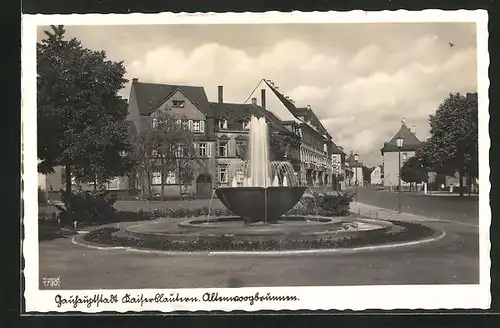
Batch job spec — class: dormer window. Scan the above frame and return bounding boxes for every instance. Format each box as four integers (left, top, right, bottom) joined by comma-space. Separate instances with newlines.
172, 100, 185, 108
242, 117, 250, 130
218, 116, 228, 130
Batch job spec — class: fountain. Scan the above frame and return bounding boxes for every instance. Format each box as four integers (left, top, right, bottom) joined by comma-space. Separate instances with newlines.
215, 116, 306, 223
124, 115, 395, 246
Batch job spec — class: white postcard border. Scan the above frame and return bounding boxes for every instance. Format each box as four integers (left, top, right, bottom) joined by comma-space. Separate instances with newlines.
22, 10, 491, 312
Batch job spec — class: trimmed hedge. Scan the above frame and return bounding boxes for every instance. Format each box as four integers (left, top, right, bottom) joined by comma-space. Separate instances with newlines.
83, 220, 435, 251
59, 190, 117, 225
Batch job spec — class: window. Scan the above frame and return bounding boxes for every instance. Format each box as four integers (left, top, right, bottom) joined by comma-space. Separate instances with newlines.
152, 118, 158, 129
236, 169, 245, 186
152, 172, 162, 185
165, 171, 176, 184
218, 141, 228, 157
198, 143, 207, 157
218, 117, 228, 129
192, 120, 201, 132
172, 100, 185, 108
242, 118, 250, 130
218, 165, 228, 184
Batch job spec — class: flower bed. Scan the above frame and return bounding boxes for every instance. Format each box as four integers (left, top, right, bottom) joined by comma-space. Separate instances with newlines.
83, 220, 436, 252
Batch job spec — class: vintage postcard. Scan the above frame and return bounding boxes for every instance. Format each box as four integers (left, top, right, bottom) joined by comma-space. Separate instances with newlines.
22, 10, 490, 312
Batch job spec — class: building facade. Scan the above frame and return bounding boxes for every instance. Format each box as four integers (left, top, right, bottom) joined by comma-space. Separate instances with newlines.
370, 165, 383, 185
40, 78, 344, 198
380, 119, 422, 189
265, 80, 341, 188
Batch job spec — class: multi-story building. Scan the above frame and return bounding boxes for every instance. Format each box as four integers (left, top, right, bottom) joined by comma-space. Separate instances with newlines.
209, 86, 301, 188
345, 152, 364, 187
370, 165, 383, 186
265, 80, 342, 188
127, 80, 300, 197
380, 118, 422, 189
126, 78, 218, 198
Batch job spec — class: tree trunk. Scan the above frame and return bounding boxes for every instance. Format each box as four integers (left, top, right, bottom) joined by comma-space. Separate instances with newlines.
468, 171, 472, 197
178, 160, 183, 200
160, 156, 165, 201
459, 170, 464, 197
65, 164, 72, 210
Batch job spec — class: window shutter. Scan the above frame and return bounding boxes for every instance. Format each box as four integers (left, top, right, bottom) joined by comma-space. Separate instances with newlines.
200, 120, 205, 133
207, 143, 212, 158
188, 120, 193, 131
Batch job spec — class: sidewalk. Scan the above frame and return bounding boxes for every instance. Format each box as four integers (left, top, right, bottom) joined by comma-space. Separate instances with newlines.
349, 202, 479, 227
350, 201, 442, 223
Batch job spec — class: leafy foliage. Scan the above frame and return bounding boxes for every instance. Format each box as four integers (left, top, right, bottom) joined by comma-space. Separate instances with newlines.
59, 190, 117, 224
400, 156, 428, 184
362, 166, 373, 183
416, 93, 478, 192
295, 192, 354, 216
132, 111, 200, 198
37, 25, 133, 192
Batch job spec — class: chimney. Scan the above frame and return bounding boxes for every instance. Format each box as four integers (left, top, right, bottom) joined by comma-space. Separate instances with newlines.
411, 125, 416, 134
132, 78, 138, 83
261, 89, 266, 109
218, 85, 223, 103
251, 97, 257, 106
401, 117, 406, 126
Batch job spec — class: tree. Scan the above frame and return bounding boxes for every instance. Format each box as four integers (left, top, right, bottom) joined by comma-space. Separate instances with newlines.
133, 111, 198, 199
400, 156, 428, 191
416, 93, 478, 196
37, 25, 132, 199
362, 166, 373, 184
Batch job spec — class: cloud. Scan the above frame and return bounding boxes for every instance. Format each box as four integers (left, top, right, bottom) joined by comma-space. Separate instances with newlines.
287, 85, 331, 102
58, 24, 477, 167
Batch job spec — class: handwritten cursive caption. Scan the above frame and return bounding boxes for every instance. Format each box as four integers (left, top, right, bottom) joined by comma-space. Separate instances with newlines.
54, 292, 300, 309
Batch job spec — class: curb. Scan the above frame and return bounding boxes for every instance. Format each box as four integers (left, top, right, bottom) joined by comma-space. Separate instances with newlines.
353, 203, 479, 228
71, 229, 446, 257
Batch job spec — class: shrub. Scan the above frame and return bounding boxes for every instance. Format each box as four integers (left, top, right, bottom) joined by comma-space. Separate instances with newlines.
289, 191, 354, 216
317, 192, 354, 216
59, 189, 117, 224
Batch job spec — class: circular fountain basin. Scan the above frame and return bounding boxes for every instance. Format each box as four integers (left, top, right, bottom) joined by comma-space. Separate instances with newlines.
215, 186, 307, 223
125, 216, 393, 243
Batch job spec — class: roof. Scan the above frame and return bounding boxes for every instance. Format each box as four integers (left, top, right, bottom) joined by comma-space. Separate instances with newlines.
131, 80, 213, 117
381, 124, 422, 153
209, 102, 292, 135
264, 80, 330, 137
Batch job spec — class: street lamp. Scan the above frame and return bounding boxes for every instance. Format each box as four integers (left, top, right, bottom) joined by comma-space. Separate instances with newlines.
396, 136, 404, 213
354, 153, 359, 203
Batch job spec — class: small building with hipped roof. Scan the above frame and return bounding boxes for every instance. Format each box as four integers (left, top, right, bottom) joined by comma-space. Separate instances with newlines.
380, 118, 422, 189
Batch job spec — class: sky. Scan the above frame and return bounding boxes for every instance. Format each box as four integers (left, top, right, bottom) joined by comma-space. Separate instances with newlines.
37, 23, 477, 167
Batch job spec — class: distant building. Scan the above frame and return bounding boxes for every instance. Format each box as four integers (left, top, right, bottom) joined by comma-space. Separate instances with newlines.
370, 165, 383, 185
380, 118, 421, 189
345, 152, 364, 187
265, 80, 345, 187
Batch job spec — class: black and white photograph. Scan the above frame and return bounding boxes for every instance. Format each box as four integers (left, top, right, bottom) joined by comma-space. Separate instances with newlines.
22, 11, 490, 312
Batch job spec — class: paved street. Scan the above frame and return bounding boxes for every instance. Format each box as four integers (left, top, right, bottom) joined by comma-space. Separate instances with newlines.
38, 197, 480, 289
355, 187, 479, 225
